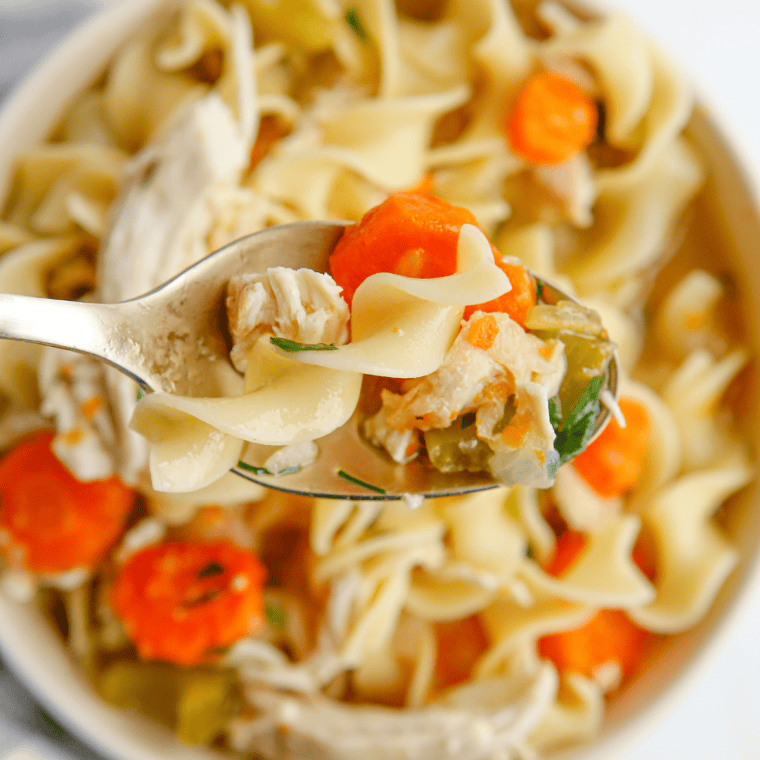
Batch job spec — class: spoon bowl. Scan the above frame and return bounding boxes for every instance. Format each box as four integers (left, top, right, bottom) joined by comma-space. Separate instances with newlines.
0, 221, 618, 499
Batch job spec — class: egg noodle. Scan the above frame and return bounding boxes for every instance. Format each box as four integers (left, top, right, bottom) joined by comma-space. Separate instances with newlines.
0, 0, 754, 758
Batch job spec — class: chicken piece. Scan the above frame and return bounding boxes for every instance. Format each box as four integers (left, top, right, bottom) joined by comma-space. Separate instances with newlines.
233, 666, 557, 760
366, 312, 566, 488
227, 267, 350, 372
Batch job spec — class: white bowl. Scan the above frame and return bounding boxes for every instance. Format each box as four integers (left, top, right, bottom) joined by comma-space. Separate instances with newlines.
0, 2, 759, 759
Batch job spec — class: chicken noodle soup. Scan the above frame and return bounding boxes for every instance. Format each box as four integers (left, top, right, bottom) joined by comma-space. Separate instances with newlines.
0, 0, 754, 758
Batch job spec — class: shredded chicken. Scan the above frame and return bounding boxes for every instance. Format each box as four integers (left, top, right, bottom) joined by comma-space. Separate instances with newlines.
227, 267, 350, 372
366, 312, 566, 488
232, 666, 558, 760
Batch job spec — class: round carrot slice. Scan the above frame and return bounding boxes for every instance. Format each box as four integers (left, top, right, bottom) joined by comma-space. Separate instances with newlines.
573, 397, 651, 498
329, 193, 537, 327
111, 541, 266, 666
0, 431, 135, 574
506, 72, 598, 165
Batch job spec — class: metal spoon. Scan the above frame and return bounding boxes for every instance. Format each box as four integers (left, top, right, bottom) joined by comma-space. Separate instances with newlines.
0, 221, 618, 500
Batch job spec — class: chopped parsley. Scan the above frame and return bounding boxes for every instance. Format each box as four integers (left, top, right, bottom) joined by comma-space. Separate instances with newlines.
549, 374, 605, 472
337, 470, 386, 494
460, 411, 477, 429
535, 280, 544, 302
236, 461, 301, 477
39, 709, 67, 739
269, 337, 338, 353
345, 8, 366, 39
136, 387, 144, 400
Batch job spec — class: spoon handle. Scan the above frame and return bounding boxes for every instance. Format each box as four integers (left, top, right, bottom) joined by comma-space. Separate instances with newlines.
0, 294, 146, 384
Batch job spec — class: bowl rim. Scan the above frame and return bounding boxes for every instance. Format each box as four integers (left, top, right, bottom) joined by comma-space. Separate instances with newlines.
1, 1, 760, 759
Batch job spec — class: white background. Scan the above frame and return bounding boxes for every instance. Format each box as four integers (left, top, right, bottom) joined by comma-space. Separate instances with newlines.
0, 0, 760, 758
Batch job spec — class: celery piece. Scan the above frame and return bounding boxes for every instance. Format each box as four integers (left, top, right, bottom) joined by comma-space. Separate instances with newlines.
425, 419, 491, 473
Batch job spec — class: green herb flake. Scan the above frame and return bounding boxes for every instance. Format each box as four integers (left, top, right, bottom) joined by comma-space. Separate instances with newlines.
552, 375, 605, 466
265, 601, 287, 630
548, 396, 561, 431
270, 337, 338, 353
535, 280, 544, 302
345, 8, 366, 39
460, 411, 477, 429
237, 461, 301, 477
39, 709, 67, 739
337, 470, 386, 494
136, 387, 144, 401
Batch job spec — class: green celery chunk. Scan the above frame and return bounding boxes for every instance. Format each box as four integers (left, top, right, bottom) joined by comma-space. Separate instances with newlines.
99, 661, 238, 745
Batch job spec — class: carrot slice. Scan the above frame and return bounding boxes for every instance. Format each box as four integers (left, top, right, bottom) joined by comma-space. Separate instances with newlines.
537, 608, 652, 684
572, 397, 651, 498
328, 193, 537, 327
111, 541, 266, 666
537, 530, 654, 685
506, 72, 598, 165
0, 431, 135, 574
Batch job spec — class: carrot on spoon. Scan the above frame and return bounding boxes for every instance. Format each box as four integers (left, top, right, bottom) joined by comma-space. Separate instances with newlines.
0, 431, 135, 574
328, 193, 537, 328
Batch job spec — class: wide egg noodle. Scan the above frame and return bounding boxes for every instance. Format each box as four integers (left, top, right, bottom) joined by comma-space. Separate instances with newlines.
538, 12, 654, 147
130, 407, 245, 492
528, 672, 605, 755
519, 515, 655, 609
476, 591, 594, 680
132, 339, 361, 484
509, 485, 556, 566
439, 489, 526, 586
310, 499, 383, 556
653, 269, 724, 359
285, 224, 510, 377
661, 348, 747, 471
102, 20, 207, 153
4, 144, 126, 234
0, 222, 32, 254
250, 85, 470, 220
551, 463, 622, 533
566, 138, 704, 296
622, 377, 683, 511
630, 463, 752, 633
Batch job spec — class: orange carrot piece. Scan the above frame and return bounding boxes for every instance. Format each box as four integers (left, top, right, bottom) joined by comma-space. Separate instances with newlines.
545, 529, 587, 577
572, 397, 651, 498
537, 530, 654, 685
0, 431, 135, 574
506, 72, 598, 165
435, 615, 490, 689
467, 314, 500, 350
329, 193, 537, 327
111, 541, 266, 666
537, 609, 653, 683
329, 193, 475, 307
